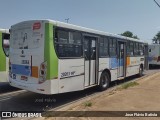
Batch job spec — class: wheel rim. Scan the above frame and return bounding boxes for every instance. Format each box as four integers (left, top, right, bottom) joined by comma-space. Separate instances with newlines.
102, 75, 108, 88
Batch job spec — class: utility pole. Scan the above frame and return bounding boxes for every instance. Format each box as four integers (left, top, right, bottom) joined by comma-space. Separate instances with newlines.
154, 0, 160, 8
65, 18, 69, 23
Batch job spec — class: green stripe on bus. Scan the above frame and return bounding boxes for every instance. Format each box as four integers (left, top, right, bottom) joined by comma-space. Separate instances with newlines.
45, 23, 58, 79
0, 32, 6, 71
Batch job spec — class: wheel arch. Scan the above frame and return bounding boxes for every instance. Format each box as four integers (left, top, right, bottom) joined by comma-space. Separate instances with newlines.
98, 68, 111, 85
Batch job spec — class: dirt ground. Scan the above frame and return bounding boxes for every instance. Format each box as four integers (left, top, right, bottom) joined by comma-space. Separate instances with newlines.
34, 71, 160, 120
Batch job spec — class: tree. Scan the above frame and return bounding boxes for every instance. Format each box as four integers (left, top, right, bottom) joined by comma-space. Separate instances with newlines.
121, 31, 139, 39
133, 35, 139, 39
152, 31, 160, 44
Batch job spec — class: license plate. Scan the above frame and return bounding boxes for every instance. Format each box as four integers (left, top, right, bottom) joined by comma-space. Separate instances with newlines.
21, 76, 28, 81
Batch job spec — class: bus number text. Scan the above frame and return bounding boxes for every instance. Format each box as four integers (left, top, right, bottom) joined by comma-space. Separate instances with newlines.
22, 60, 29, 64
61, 71, 75, 78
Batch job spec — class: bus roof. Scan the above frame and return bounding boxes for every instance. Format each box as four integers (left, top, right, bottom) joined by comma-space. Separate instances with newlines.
12, 19, 148, 44
149, 44, 160, 46
50, 20, 148, 44
0, 29, 9, 34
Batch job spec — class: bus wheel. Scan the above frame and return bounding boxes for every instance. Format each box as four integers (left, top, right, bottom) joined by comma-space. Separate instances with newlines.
98, 72, 110, 91
139, 66, 143, 77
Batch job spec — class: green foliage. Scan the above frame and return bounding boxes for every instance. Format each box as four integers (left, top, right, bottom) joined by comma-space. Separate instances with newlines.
121, 31, 139, 39
119, 81, 139, 90
121, 31, 133, 37
152, 31, 160, 44
133, 35, 139, 39
84, 101, 92, 107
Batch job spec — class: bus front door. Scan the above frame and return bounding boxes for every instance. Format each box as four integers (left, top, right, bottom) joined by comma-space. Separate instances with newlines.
118, 42, 126, 77
84, 36, 98, 87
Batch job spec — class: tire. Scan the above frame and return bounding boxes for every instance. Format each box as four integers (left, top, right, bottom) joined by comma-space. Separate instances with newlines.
98, 72, 110, 91
139, 66, 143, 77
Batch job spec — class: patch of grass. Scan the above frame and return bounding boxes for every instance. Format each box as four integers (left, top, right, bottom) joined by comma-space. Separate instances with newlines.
109, 91, 115, 96
119, 81, 139, 90
84, 101, 92, 107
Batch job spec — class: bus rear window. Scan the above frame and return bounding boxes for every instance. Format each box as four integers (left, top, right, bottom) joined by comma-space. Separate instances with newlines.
11, 27, 42, 49
10, 21, 45, 50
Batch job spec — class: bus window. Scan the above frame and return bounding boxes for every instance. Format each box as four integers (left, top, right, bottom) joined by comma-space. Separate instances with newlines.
104, 37, 109, 57
69, 32, 82, 57
109, 38, 117, 57
99, 37, 104, 57
130, 42, 134, 56
99, 37, 109, 57
139, 43, 144, 55
134, 42, 139, 55
2, 33, 10, 57
84, 38, 90, 60
55, 29, 82, 58
58, 30, 68, 43
127, 41, 130, 56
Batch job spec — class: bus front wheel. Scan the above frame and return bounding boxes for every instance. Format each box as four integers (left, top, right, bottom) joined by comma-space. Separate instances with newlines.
98, 72, 110, 91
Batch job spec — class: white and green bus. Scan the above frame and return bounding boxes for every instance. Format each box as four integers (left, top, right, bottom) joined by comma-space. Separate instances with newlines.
0, 29, 10, 82
9, 20, 148, 94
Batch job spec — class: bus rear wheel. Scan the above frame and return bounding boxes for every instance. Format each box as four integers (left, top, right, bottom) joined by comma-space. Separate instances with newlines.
98, 72, 110, 91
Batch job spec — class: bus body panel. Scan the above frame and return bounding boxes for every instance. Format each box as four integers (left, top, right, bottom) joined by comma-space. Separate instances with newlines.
98, 58, 110, 83
0, 30, 9, 82
9, 20, 52, 93
58, 59, 84, 93
126, 56, 144, 77
148, 44, 160, 66
99, 58, 109, 73
45, 23, 59, 80
10, 77, 52, 94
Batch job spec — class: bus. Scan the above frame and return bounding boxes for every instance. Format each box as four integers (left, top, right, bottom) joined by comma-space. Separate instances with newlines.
148, 44, 160, 67
0, 29, 10, 82
9, 20, 148, 94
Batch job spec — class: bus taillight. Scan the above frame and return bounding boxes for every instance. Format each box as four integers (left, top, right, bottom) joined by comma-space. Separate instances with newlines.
39, 61, 47, 84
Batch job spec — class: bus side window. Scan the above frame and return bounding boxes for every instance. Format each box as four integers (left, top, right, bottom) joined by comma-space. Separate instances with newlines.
58, 30, 68, 43
134, 42, 139, 55
139, 43, 144, 55
2, 33, 10, 57
109, 38, 117, 57
130, 42, 134, 56
84, 39, 90, 60
55, 29, 82, 58
127, 41, 130, 56
69, 31, 82, 57
55, 29, 69, 57
99, 37, 109, 57
104, 37, 109, 57
99, 37, 104, 57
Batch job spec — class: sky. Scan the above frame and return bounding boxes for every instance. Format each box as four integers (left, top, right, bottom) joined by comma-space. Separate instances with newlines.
0, 0, 160, 43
